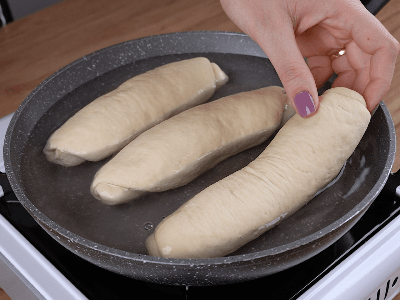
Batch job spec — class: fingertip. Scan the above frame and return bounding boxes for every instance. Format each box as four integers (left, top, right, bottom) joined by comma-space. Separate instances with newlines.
291, 90, 319, 118
363, 78, 391, 112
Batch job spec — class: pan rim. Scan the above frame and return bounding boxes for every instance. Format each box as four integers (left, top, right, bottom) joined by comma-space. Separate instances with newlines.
3, 31, 396, 267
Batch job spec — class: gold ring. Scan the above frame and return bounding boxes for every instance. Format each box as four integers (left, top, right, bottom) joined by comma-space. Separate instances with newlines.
332, 49, 346, 58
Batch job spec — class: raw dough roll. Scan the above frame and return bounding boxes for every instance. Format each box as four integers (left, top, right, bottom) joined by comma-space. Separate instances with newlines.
91, 86, 289, 205
146, 87, 371, 259
43, 57, 228, 167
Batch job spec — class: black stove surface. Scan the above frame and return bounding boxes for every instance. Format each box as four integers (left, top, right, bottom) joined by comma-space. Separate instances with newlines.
1, 171, 400, 299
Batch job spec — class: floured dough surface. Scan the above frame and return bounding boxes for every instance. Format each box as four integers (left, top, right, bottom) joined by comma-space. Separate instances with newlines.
146, 87, 371, 259
43, 57, 228, 166
91, 86, 289, 205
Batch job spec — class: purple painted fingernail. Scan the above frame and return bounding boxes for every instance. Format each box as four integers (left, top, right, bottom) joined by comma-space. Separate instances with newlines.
294, 91, 315, 117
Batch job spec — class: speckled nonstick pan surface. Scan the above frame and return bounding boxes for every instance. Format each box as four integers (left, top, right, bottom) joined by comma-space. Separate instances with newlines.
4, 31, 396, 286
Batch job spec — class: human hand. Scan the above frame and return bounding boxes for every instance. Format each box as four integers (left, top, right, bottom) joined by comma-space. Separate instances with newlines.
220, 0, 400, 116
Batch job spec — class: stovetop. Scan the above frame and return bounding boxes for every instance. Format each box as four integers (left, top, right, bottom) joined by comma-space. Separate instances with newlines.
1, 169, 400, 299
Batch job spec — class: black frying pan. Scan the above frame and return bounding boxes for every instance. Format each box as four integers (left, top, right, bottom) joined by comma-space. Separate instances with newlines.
3, 31, 396, 286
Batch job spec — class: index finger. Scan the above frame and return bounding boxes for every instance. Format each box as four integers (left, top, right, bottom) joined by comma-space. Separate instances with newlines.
350, 6, 400, 111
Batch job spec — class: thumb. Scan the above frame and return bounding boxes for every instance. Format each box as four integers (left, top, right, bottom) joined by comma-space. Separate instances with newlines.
253, 15, 319, 118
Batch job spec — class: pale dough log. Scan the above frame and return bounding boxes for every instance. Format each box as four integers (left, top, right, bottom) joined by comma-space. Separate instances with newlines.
43, 57, 228, 167
146, 87, 371, 259
91, 86, 289, 205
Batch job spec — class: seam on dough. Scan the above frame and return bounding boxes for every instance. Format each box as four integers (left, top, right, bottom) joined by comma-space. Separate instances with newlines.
326, 91, 366, 106
94, 182, 129, 189
240, 168, 288, 220
241, 167, 268, 185
93, 182, 146, 199
248, 155, 294, 181
221, 188, 243, 222
240, 168, 282, 203
336, 103, 351, 114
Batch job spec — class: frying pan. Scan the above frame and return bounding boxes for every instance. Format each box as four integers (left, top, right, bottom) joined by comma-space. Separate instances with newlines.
3, 31, 396, 286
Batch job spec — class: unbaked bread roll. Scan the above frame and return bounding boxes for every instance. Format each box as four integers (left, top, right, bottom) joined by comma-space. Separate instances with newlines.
146, 87, 371, 259
91, 86, 289, 205
43, 57, 228, 167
